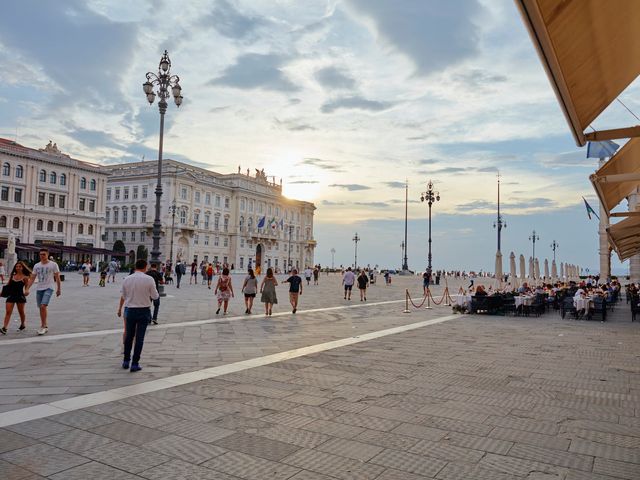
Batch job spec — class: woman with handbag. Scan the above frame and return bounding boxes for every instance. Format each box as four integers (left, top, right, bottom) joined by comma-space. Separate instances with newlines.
214, 267, 234, 315
1, 261, 31, 334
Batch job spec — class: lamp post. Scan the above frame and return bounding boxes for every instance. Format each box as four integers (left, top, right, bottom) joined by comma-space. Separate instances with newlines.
402, 180, 409, 271
400, 241, 405, 270
420, 180, 440, 272
550, 240, 559, 262
493, 173, 507, 251
287, 224, 294, 272
168, 200, 177, 267
529, 230, 540, 259
330, 248, 336, 270
143, 50, 183, 274
352, 233, 360, 269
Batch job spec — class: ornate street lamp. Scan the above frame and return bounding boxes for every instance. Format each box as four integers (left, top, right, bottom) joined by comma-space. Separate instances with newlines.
352, 233, 360, 269
287, 225, 294, 272
550, 240, 559, 262
493, 173, 507, 251
420, 180, 440, 272
143, 50, 183, 277
529, 230, 540, 259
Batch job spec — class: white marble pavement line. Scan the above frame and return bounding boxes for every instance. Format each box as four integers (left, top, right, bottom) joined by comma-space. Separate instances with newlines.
0, 313, 458, 428
0, 299, 406, 346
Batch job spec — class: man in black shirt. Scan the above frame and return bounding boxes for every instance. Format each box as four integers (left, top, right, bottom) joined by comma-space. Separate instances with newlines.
146, 263, 164, 324
284, 268, 303, 314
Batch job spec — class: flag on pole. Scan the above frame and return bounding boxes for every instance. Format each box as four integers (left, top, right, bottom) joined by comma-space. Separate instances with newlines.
582, 197, 599, 220
270, 218, 278, 231
257, 216, 266, 228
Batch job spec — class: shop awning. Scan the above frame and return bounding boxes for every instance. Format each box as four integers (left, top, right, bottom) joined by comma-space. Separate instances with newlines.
590, 137, 640, 216
516, 0, 640, 146
607, 215, 640, 260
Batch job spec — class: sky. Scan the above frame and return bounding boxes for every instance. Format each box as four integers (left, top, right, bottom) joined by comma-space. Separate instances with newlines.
1, 0, 639, 274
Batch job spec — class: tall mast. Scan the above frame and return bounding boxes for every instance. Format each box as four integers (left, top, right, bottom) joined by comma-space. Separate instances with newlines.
403, 179, 409, 270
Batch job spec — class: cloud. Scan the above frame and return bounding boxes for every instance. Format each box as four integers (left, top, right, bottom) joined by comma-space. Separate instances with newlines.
354, 202, 388, 208
202, 0, 268, 40
66, 126, 123, 150
429, 167, 467, 174
322, 200, 346, 206
210, 53, 299, 92
415, 158, 438, 165
289, 180, 319, 184
406, 134, 431, 141
538, 151, 590, 168
298, 157, 343, 171
383, 181, 406, 189
476, 166, 499, 173
329, 183, 371, 191
456, 197, 556, 212
345, 0, 484, 75
210, 106, 231, 113
315, 66, 356, 90
321, 95, 395, 113
452, 69, 508, 89
274, 117, 316, 131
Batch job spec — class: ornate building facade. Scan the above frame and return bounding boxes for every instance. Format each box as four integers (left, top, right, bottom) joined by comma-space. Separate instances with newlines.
0, 139, 107, 263
104, 160, 316, 271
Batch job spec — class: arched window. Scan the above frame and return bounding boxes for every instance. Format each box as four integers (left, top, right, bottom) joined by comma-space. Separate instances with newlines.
0, 216, 5, 227
80, 177, 87, 189
16, 165, 23, 178
2, 163, 10, 176
60, 173, 66, 186
50, 171, 57, 184
180, 209, 187, 224
36, 219, 43, 231
78, 224, 84, 234
47, 220, 54, 232
57, 222, 63, 233
40, 169, 46, 182
90, 179, 96, 191
12, 217, 19, 229
88, 224, 94, 235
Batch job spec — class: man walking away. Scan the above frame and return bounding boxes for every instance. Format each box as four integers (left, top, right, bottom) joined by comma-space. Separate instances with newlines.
285, 268, 303, 313
342, 267, 356, 300
304, 266, 313, 286
26, 248, 61, 335
146, 262, 163, 325
175, 261, 184, 288
117, 259, 159, 372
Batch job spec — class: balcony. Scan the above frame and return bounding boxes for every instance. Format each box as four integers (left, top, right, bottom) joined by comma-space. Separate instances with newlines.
306, 239, 317, 247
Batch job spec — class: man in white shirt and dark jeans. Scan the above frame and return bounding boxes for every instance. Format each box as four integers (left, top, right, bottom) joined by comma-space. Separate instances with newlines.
26, 247, 62, 335
117, 259, 159, 372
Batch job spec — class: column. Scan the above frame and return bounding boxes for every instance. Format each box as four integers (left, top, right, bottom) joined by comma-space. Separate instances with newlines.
629, 187, 640, 283
598, 158, 611, 280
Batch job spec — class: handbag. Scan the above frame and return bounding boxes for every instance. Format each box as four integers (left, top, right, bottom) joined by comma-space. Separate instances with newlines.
1, 284, 9, 298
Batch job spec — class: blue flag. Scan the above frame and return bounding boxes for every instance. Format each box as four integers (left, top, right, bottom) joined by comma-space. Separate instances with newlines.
582, 197, 599, 220
257, 216, 266, 228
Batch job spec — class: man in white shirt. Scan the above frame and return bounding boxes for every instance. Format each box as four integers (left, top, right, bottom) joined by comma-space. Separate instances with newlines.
117, 259, 159, 372
26, 248, 62, 335
304, 267, 313, 285
342, 267, 356, 300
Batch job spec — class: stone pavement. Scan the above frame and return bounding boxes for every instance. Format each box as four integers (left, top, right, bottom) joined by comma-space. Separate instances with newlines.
0, 273, 639, 479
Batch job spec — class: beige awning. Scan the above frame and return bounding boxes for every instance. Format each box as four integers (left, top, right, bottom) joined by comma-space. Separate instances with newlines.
516, 0, 640, 146
607, 215, 640, 260
590, 137, 640, 216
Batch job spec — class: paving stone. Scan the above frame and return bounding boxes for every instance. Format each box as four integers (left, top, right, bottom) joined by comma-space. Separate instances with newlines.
569, 438, 640, 463
333, 412, 401, 432
0, 443, 90, 476
509, 442, 593, 471
140, 459, 239, 479
210, 414, 273, 432
567, 428, 640, 449
244, 397, 300, 412
288, 470, 334, 480
0, 429, 38, 454
5, 419, 73, 439
158, 419, 235, 443
157, 403, 226, 422
443, 431, 513, 455
479, 452, 567, 477
320, 399, 369, 413
420, 415, 493, 436
144, 434, 227, 464
89, 420, 169, 444
487, 426, 571, 451
592, 457, 640, 480
48, 461, 142, 480
49, 410, 116, 430
301, 419, 365, 439
0, 458, 34, 480
260, 412, 316, 428
281, 448, 385, 480
203, 451, 300, 480
392, 423, 448, 441
284, 394, 330, 406
369, 449, 447, 477
109, 408, 182, 428
41, 429, 113, 453
214, 432, 300, 461
354, 429, 421, 450
409, 439, 485, 463
435, 461, 519, 479
375, 469, 434, 480
315, 437, 384, 462
82, 441, 168, 473
290, 405, 339, 420
484, 415, 559, 435
417, 404, 489, 423
254, 425, 332, 449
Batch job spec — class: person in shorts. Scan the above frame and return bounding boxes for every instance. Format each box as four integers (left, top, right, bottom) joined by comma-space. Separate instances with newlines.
357, 269, 369, 301
242, 268, 258, 314
342, 267, 356, 300
304, 267, 313, 286
285, 269, 303, 313
26, 248, 61, 335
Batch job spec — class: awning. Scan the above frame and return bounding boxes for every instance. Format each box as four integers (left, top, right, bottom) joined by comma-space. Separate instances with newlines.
607, 215, 640, 260
590, 137, 640, 215
516, 0, 640, 146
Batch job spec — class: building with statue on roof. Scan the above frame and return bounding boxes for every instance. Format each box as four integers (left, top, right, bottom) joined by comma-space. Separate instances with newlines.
104, 159, 316, 272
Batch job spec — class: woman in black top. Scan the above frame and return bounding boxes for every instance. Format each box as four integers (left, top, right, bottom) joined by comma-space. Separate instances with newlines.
1, 261, 31, 334
357, 270, 369, 301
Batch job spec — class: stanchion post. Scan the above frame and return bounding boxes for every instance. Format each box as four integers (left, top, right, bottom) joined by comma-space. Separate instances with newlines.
403, 289, 411, 313
425, 288, 432, 309
443, 287, 451, 306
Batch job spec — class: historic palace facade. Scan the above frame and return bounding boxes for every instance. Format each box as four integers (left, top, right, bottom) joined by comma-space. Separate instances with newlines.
0, 139, 107, 264
104, 160, 316, 271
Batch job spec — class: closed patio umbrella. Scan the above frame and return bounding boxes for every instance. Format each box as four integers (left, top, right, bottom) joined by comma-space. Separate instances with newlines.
560, 262, 565, 280
544, 259, 549, 280
495, 250, 503, 283
529, 256, 535, 279
519, 254, 526, 280
534, 258, 540, 282
551, 260, 558, 282
510, 252, 517, 286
